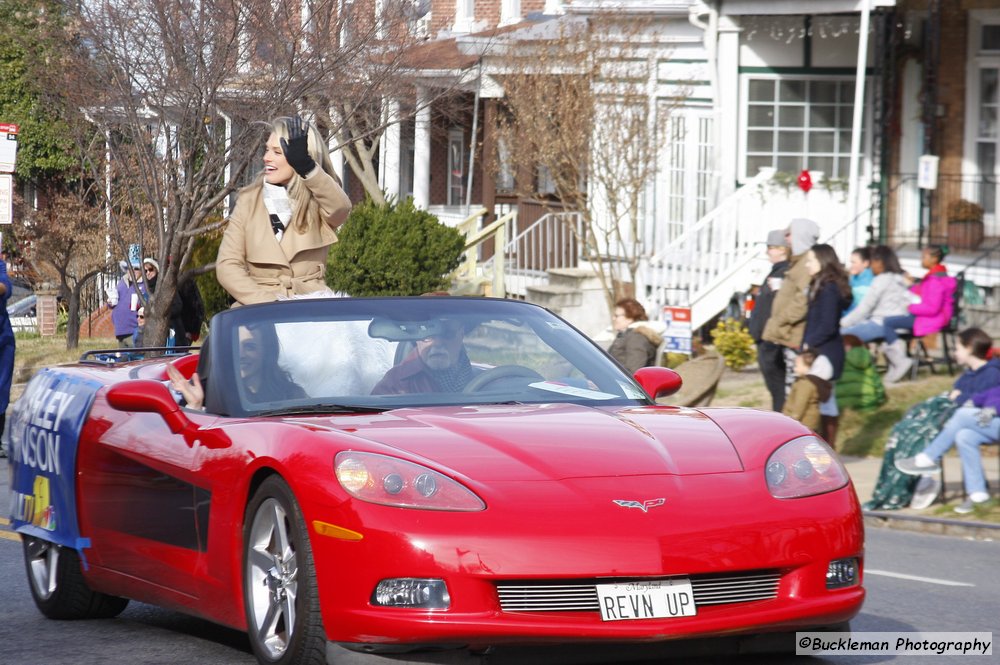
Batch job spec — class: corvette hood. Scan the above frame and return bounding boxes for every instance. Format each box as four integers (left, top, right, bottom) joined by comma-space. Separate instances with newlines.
318, 403, 742, 481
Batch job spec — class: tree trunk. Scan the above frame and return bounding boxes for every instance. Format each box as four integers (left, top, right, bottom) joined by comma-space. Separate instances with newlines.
66, 289, 82, 350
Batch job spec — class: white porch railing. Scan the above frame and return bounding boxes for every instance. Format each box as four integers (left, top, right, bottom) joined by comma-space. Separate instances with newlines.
500, 211, 584, 297
643, 168, 778, 330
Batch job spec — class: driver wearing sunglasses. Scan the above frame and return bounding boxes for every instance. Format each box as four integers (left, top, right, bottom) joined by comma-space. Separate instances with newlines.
371, 319, 475, 394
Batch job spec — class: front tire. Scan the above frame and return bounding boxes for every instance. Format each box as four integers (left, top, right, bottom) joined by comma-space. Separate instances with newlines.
22, 535, 129, 620
244, 476, 325, 665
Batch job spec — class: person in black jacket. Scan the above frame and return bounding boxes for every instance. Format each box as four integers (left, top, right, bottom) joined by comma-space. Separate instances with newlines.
747, 229, 790, 411
802, 244, 853, 447
143, 258, 186, 345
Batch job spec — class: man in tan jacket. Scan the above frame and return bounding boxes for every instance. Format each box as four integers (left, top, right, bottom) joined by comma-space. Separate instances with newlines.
761, 218, 820, 350
217, 116, 352, 305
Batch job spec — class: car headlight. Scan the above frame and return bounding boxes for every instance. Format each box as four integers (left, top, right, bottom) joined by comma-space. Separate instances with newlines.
765, 436, 849, 499
335, 451, 485, 511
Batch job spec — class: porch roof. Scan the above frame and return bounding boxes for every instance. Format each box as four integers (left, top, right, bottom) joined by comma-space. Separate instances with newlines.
400, 19, 552, 73
720, 0, 895, 15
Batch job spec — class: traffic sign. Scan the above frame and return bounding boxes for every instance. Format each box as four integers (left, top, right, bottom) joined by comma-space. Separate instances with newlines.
0, 123, 19, 173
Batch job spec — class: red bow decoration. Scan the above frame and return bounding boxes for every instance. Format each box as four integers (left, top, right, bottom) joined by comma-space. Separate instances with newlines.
797, 169, 813, 193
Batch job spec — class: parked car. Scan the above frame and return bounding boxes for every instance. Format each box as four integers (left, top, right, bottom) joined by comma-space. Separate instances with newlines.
6, 294, 36, 334
8, 297, 864, 664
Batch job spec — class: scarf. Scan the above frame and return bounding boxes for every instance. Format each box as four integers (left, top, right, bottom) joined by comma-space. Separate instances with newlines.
427, 350, 475, 392
262, 182, 293, 241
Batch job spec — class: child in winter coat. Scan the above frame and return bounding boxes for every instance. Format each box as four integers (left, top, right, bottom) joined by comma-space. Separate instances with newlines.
782, 350, 832, 435
836, 335, 886, 411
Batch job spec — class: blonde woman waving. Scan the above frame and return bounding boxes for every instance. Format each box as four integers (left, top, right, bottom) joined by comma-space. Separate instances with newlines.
217, 116, 352, 305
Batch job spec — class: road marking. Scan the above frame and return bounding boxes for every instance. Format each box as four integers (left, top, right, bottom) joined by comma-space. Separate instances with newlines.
0, 517, 9, 525
866, 568, 974, 587
0, 530, 20, 543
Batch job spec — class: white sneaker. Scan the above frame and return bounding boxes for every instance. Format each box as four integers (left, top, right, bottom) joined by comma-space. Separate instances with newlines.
895, 453, 941, 475
909, 475, 941, 510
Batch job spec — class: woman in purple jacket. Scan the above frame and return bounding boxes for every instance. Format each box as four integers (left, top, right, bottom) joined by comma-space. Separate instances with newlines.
895, 333, 1000, 513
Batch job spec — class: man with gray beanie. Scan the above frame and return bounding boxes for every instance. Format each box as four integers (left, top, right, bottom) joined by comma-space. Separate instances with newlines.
747, 228, 791, 411
762, 218, 821, 392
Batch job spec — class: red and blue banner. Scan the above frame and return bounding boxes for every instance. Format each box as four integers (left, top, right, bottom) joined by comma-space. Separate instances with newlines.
8, 369, 103, 552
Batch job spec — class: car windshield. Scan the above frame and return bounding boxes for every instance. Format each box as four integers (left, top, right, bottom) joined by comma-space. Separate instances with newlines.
212, 297, 650, 415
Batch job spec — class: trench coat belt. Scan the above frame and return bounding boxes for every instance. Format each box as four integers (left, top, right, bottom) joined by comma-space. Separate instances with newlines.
256, 273, 311, 293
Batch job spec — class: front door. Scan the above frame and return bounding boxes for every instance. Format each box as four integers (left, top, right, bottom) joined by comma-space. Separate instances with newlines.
653, 108, 717, 252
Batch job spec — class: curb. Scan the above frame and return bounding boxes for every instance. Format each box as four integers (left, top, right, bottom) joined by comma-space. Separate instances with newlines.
863, 510, 1000, 540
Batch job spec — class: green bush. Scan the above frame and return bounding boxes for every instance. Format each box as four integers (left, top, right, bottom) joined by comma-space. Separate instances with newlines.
327, 198, 465, 296
709, 319, 757, 371
190, 223, 233, 320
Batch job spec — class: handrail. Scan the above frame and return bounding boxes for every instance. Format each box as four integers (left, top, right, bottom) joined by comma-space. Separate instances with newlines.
451, 209, 516, 297
649, 168, 775, 264
466, 210, 515, 248
958, 238, 1000, 276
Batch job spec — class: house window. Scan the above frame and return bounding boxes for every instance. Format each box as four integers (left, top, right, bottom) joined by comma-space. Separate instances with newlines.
447, 128, 465, 207
968, 12, 1000, 226
983, 25, 1000, 51
453, 0, 474, 32
536, 165, 556, 195
500, 0, 521, 26
742, 76, 863, 180
495, 137, 515, 192
399, 137, 415, 199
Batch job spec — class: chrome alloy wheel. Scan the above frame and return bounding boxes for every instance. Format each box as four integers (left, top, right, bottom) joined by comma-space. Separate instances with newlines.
25, 537, 59, 601
247, 498, 300, 660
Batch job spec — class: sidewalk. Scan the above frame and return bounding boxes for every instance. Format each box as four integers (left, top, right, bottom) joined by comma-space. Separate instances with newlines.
843, 453, 1000, 539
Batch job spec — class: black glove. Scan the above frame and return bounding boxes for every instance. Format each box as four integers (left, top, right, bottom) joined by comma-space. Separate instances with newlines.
280, 116, 316, 177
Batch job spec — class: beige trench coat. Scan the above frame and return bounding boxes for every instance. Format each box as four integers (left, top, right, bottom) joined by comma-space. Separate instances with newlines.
216, 169, 352, 305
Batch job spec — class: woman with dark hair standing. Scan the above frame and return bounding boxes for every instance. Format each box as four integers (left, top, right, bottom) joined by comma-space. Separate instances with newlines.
840, 244, 913, 382
217, 116, 352, 305
802, 244, 853, 446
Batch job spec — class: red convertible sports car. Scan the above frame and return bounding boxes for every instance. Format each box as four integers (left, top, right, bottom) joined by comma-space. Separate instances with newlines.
8, 297, 863, 664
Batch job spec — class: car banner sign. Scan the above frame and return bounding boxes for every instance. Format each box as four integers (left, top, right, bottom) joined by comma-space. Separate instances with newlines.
8, 369, 103, 553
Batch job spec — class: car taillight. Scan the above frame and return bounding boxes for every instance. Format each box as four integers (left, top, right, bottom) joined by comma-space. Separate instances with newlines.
765, 436, 849, 499
335, 451, 485, 511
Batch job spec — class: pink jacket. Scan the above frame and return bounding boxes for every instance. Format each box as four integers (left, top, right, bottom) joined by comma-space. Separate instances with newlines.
908, 273, 957, 336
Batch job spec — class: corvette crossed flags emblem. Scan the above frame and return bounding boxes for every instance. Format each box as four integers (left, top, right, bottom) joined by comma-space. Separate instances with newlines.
613, 498, 666, 512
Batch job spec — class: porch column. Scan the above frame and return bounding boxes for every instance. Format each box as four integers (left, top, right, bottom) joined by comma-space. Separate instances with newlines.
716, 17, 741, 200
847, 0, 872, 249
327, 105, 345, 184
413, 88, 431, 210
327, 134, 344, 185
380, 98, 401, 201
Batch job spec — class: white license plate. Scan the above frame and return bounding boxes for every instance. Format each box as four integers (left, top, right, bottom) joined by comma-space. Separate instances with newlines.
596, 580, 697, 621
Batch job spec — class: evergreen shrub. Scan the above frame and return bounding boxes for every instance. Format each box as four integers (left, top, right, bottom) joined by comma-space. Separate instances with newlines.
327, 198, 465, 296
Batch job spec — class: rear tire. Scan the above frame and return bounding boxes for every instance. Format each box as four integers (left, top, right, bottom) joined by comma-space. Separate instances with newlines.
22, 535, 129, 620
244, 476, 326, 665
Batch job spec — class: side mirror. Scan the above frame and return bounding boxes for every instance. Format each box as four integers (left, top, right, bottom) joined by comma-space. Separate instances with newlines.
633, 367, 683, 400
106, 380, 192, 435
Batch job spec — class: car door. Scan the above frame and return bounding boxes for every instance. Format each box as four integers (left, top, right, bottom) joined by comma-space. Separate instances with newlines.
77, 398, 219, 600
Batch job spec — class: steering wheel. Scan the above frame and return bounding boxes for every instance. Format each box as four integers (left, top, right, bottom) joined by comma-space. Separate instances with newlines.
463, 365, 545, 393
